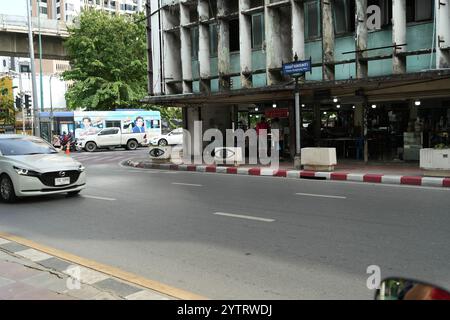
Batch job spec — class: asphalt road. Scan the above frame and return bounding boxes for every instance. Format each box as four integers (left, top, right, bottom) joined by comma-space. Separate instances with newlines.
1, 148, 450, 299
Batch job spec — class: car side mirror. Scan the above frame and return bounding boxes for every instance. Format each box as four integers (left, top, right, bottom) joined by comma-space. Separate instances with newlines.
375, 278, 450, 300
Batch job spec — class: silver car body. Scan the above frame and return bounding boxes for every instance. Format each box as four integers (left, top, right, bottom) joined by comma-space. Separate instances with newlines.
0, 135, 86, 197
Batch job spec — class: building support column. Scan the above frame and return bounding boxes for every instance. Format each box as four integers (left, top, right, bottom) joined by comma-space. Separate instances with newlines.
239, 0, 252, 89
162, 7, 181, 94
218, 0, 230, 91
198, 0, 211, 93
291, 0, 305, 61
321, 0, 335, 81
436, 0, 450, 69
145, 0, 153, 95
180, 1, 193, 93
356, 0, 368, 79
392, 0, 407, 74
313, 103, 321, 147
354, 104, 365, 162
265, 0, 282, 85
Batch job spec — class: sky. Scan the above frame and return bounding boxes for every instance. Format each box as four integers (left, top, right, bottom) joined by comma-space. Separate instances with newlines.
0, 0, 27, 16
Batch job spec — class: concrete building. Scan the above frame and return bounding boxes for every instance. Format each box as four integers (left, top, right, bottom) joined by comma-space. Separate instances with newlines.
31, 0, 145, 23
144, 0, 450, 163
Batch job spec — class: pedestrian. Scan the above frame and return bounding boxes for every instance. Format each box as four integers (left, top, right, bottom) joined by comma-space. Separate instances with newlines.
256, 117, 269, 136
271, 118, 284, 160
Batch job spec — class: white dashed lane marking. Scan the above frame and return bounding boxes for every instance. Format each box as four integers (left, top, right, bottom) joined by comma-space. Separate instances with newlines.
213, 212, 275, 223
82, 195, 117, 201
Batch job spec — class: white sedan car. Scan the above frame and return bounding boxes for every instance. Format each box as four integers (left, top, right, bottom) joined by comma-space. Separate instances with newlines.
0, 135, 86, 203
150, 128, 184, 146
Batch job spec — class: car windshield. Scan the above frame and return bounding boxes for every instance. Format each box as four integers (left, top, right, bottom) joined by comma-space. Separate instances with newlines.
0, 137, 58, 156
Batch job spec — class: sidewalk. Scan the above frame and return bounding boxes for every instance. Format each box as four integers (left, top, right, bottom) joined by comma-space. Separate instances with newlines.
124, 158, 450, 188
0, 237, 173, 300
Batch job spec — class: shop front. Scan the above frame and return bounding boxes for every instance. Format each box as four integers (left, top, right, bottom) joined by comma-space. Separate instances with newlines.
142, 69, 450, 166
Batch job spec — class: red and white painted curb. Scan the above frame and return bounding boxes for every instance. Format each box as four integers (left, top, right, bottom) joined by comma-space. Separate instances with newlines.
125, 160, 450, 188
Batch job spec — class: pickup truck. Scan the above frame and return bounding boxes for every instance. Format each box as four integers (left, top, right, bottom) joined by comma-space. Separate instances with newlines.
76, 127, 146, 152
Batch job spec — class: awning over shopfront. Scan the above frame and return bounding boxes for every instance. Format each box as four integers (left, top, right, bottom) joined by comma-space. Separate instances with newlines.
141, 70, 450, 107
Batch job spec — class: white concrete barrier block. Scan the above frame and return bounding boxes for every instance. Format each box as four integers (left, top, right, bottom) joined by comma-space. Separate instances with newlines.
301, 148, 337, 165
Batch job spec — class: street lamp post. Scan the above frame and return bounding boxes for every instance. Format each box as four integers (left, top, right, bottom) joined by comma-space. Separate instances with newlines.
26, 0, 40, 137
49, 74, 54, 134
38, 0, 44, 113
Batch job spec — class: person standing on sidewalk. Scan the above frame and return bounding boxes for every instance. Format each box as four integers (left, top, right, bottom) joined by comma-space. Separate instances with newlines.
271, 118, 284, 161
256, 117, 270, 161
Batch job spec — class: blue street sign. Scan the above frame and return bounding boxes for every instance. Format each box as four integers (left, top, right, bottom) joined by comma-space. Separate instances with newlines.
282, 59, 312, 76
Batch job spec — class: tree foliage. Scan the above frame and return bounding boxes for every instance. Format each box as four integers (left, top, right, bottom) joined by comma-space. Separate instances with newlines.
63, 10, 148, 110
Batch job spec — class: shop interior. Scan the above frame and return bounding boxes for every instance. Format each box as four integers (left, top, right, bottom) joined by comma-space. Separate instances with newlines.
235, 98, 450, 163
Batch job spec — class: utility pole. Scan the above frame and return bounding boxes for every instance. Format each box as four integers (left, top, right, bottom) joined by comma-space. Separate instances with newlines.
294, 73, 302, 169
38, 0, 44, 112
49, 74, 54, 134
146, 0, 154, 95
26, 0, 40, 137
19, 72, 25, 134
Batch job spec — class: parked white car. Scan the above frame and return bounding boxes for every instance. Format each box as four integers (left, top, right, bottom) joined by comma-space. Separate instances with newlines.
150, 128, 184, 146
76, 128, 146, 152
0, 135, 86, 203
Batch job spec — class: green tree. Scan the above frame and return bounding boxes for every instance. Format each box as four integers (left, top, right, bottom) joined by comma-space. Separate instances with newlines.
63, 10, 147, 110
0, 87, 15, 126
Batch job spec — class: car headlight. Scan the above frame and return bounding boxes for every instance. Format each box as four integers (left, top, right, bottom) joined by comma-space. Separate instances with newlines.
13, 166, 40, 177
78, 165, 85, 172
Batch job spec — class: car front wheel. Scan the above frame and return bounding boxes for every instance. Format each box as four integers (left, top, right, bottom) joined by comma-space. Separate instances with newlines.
0, 174, 17, 203
158, 139, 168, 146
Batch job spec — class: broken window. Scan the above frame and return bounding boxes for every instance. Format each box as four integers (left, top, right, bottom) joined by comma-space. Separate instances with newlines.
406, 0, 433, 23
252, 13, 265, 50
191, 26, 199, 60
210, 23, 218, 57
334, 0, 356, 35
305, 0, 321, 40
229, 19, 240, 52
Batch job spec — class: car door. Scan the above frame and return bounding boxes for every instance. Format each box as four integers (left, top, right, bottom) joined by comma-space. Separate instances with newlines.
173, 130, 184, 145
97, 128, 120, 146
167, 130, 183, 145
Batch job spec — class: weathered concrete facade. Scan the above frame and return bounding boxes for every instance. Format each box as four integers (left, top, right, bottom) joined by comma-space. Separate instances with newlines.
150, 0, 449, 97
146, 0, 450, 161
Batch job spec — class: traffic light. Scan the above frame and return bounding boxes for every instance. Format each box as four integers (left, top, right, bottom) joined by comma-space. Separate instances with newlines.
15, 96, 22, 110
24, 94, 31, 109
